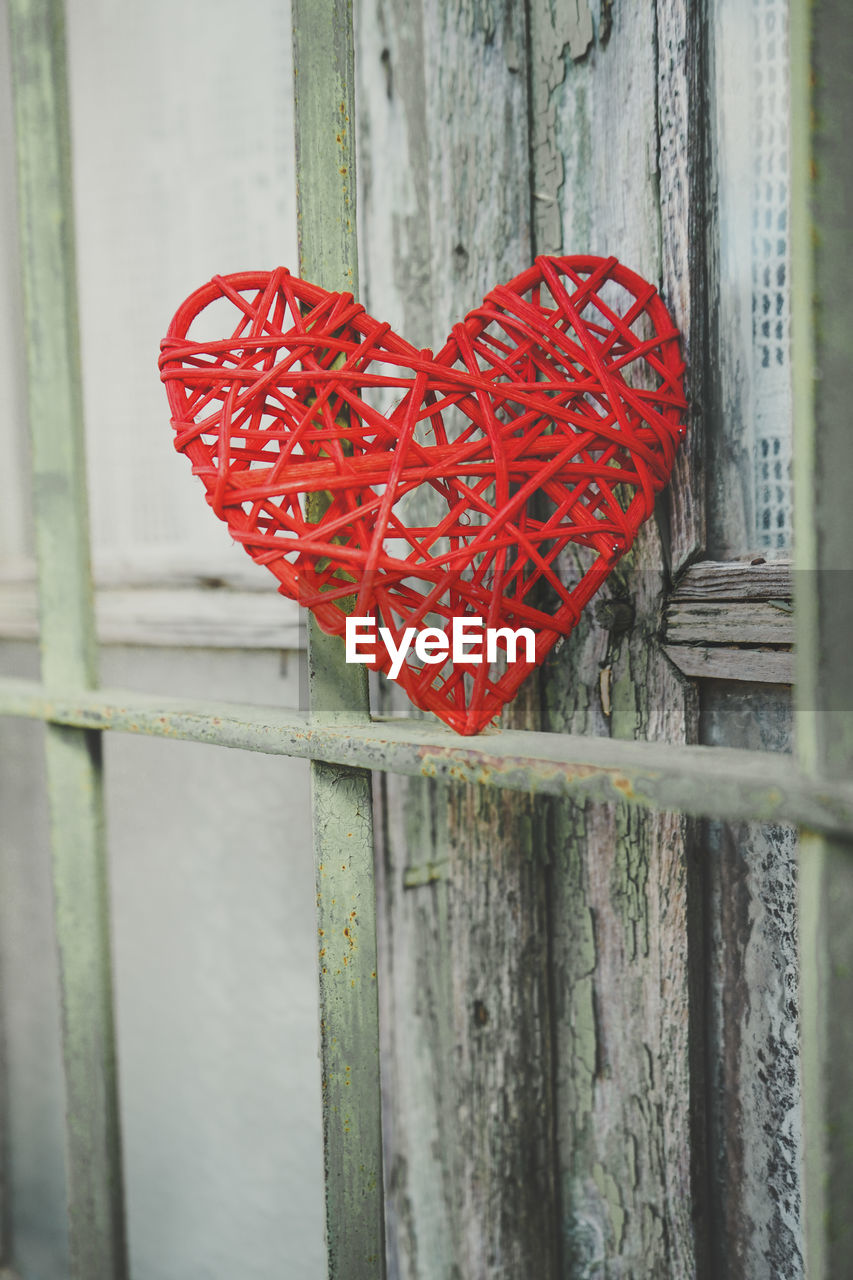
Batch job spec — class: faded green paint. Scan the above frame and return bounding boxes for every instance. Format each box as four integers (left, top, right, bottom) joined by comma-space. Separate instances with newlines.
550, 803, 597, 1126
7, 1, 128, 1276
7, 0, 95, 692
791, 2, 853, 1275
4, 676, 853, 836
42, 727, 126, 1279
311, 761, 384, 1279
292, 3, 384, 1276
592, 1162, 626, 1253
535, 0, 702, 1265
292, 0, 358, 299
354, 9, 559, 1267
612, 802, 651, 963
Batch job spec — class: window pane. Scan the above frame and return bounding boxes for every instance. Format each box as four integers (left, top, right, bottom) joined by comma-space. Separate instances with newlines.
709, 0, 792, 560
65, 0, 298, 585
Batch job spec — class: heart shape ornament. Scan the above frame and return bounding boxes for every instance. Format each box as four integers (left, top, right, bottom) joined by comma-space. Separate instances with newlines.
159, 255, 686, 734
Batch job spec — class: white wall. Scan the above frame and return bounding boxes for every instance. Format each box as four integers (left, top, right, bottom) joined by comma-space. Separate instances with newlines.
0, 641, 324, 1280
0, 0, 326, 1275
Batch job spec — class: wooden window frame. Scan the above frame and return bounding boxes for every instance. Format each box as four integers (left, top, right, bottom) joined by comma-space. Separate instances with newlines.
0, 1, 849, 1278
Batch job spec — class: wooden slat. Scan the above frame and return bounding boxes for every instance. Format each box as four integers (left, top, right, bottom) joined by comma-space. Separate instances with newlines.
791, 2, 853, 1275
700, 683, 801, 1277
665, 601, 793, 647
3, 676, 853, 836
657, 0, 707, 570
356, 3, 561, 1274
532, 3, 703, 1271
691, 2, 803, 1261
7, 2, 128, 1277
662, 562, 795, 683
664, 645, 794, 686
672, 560, 793, 601
291, 4, 385, 1278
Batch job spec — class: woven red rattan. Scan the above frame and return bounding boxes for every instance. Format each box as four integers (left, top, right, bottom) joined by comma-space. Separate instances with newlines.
159, 255, 686, 734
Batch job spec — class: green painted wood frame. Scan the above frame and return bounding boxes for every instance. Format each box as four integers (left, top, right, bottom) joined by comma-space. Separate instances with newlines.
7, 1, 128, 1276
292, 2, 384, 1275
791, 0, 853, 1272
1, 0, 851, 1277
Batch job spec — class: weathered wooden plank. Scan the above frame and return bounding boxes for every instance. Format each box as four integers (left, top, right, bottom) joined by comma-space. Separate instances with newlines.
660, 4, 804, 1268
375, 777, 557, 1279
534, 3, 703, 1273
790, 2, 853, 1275
665, 601, 793, 647
689, 5, 803, 1270
357, 4, 559, 1274
672, 560, 793, 601
7, 1, 128, 1276
292, 3, 385, 1276
528, 0, 601, 257
310, 759, 384, 1279
701, 683, 802, 1279
664, 645, 793, 686
657, 0, 708, 570
4, 676, 853, 835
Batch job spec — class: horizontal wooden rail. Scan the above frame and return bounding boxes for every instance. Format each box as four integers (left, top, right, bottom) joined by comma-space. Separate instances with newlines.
1, 675, 852, 837
663, 560, 794, 684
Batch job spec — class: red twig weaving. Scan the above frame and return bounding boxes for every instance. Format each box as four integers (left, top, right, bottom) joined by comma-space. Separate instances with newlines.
159, 255, 686, 734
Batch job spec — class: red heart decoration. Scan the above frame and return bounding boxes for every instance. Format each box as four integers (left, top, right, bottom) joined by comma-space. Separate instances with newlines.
159, 255, 686, 734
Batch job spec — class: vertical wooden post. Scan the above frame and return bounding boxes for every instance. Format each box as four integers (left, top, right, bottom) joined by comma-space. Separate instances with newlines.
791, 2, 853, 1275
355, 4, 560, 1275
7, 1, 128, 1276
528, 4, 702, 1272
291, 4, 385, 1277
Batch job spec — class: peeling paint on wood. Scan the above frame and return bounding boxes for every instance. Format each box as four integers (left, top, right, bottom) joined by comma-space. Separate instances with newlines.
358, 2, 559, 1275
375, 777, 558, 1279
537, 2, 702, 1272
701, 682, 802, 1279
5, 676, 853, 836
292, 3, 386, 1274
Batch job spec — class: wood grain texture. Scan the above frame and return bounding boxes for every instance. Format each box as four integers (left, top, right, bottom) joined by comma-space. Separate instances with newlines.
701, 683, 802, 1280
528, 0, 593, 256
664, 645, 793, 686
375, 778, 557, 1279
703, 0, 754, 561
672, 561, 792, 601
656, 0, 708, 570
292, 4, 385, 1276
5, 675, 853, 837
357, 2, 559, 1275
535, 2, 703, 1273
665, 601, 793, 646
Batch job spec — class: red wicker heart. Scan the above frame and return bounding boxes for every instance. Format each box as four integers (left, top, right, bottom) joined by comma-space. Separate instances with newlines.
159, 255, 686, 734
